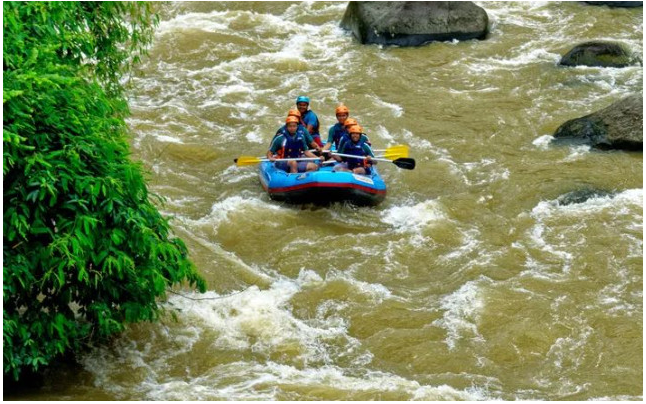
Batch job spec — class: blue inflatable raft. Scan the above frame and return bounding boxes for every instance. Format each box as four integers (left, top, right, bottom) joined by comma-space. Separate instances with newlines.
259, 161, 387, 206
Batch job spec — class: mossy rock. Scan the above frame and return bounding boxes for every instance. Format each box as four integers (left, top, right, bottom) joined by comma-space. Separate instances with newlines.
559, 41, 641, 68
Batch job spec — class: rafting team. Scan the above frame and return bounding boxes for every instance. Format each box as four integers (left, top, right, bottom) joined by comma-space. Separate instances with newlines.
267, 95, 375, 175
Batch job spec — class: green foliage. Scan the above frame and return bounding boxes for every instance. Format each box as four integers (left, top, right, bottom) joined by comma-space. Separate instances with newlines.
3, 2, 206, 380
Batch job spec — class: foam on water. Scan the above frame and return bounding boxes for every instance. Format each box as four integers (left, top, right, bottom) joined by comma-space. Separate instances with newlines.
561, 145, 592, 162
381, 199, 447, 233
141, 361, 493, 400
171, 279, 345, 358
433, 276, 490, 350
176, 268, 397, 360
184, 195, 285, 232
85, 357, 493, 400
156, 10, 231, 34
244, 130, 264, 144
589, 395, 644, 401
462, 158, 510, 186
366, 94, 404, 117
545, 320, 594, 370
519, 189, 642, 278
531, 188, 642, 217
439, 228, 486, 264
325, 269, 396, 304
532, 134, 554, 149
79, 268, 491, 400
400, 128, 434, 151
153, 134, 184, 144
213, 164, 258, 184
374, 125, 396, 143
468, 47, 561, 73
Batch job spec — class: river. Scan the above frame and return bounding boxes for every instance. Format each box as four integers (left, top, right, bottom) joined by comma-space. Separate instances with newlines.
10, 1, 643, 400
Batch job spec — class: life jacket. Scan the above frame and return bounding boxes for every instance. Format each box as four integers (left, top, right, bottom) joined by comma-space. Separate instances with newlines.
273, 124, 308, 143
343, 138, 369, 170
330, 123, 347, 149
277, 132, 305, 158
302, 110, 320, 137
338, 133, 371, 151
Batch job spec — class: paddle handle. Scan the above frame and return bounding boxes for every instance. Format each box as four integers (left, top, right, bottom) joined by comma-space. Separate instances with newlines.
312, 150, 389, 159
262, 157, 322, 162
314, 148, 401, 153
330, 152, 378, 161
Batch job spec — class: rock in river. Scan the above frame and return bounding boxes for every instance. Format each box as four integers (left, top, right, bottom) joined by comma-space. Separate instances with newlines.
340, 1, 488, 47
552, 94, 643, 151
556, 189, 614, 206
559, 41, 641, 68
583, 1, 643, 7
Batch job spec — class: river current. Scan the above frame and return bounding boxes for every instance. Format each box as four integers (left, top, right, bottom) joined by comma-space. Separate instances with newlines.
11, 1, 643, 400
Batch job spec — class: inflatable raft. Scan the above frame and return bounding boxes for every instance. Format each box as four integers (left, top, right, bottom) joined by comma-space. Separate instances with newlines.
259, 161, 386, 206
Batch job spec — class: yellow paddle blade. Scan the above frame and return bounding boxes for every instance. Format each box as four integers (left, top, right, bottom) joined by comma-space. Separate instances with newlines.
380, 148, 408, 160
236, 156, 263, 166
384, 145, 409, 158
379, 152, 405, 161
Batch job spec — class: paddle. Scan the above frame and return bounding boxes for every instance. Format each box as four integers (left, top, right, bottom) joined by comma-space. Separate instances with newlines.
331, 151, 405, 161
235, 156, 321, 166
330, 152, 415, 170
317, 145, 409, 159
322, 157, 414, 169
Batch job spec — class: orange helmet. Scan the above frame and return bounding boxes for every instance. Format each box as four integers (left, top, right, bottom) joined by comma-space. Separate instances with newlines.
287, 109, 301, 118
344, 118, 358, 128
348, 125, 363, 134
286, 116, 300, 124
335, 105, 349, 115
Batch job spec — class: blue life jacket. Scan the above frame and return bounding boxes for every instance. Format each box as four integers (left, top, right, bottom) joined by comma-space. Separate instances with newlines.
338, 133, 371, 151
274, 124, 308, 142
330, 123, 347, 148
302, 110, 320, 137
343, 139, 368, 170
280, 132, 306, 158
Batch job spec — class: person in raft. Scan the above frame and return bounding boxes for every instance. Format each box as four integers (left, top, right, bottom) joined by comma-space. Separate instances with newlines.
272, 109, 321, 152
267, 115, 323, 173
333, 125, 375, 175
323, 104, 350, 153
295, 95, 323, 147
336, 117, 371, 151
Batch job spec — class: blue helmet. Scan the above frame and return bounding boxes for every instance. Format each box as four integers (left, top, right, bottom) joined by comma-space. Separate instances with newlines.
296, 96, 310, 105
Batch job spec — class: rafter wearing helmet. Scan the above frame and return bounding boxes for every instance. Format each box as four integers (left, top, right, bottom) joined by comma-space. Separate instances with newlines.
266, 115, 323, 173
323, 104, 351, 155
296, 95, 323, 147
271, 108, 321, 152
333, 124, 375, 176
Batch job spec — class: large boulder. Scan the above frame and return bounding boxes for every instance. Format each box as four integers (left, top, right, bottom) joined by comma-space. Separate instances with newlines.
552, 94, 643, 151
559, 41, 641, 67
583, 1, 642, 7
340, 1, 488, 47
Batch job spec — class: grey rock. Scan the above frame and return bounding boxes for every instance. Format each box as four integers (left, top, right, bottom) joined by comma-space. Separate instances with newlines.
556, 189, 614, 206
583, 1, 642, 7
559, 41, 641, 68
340, 1, 488, 47
552, 94, 643, 151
